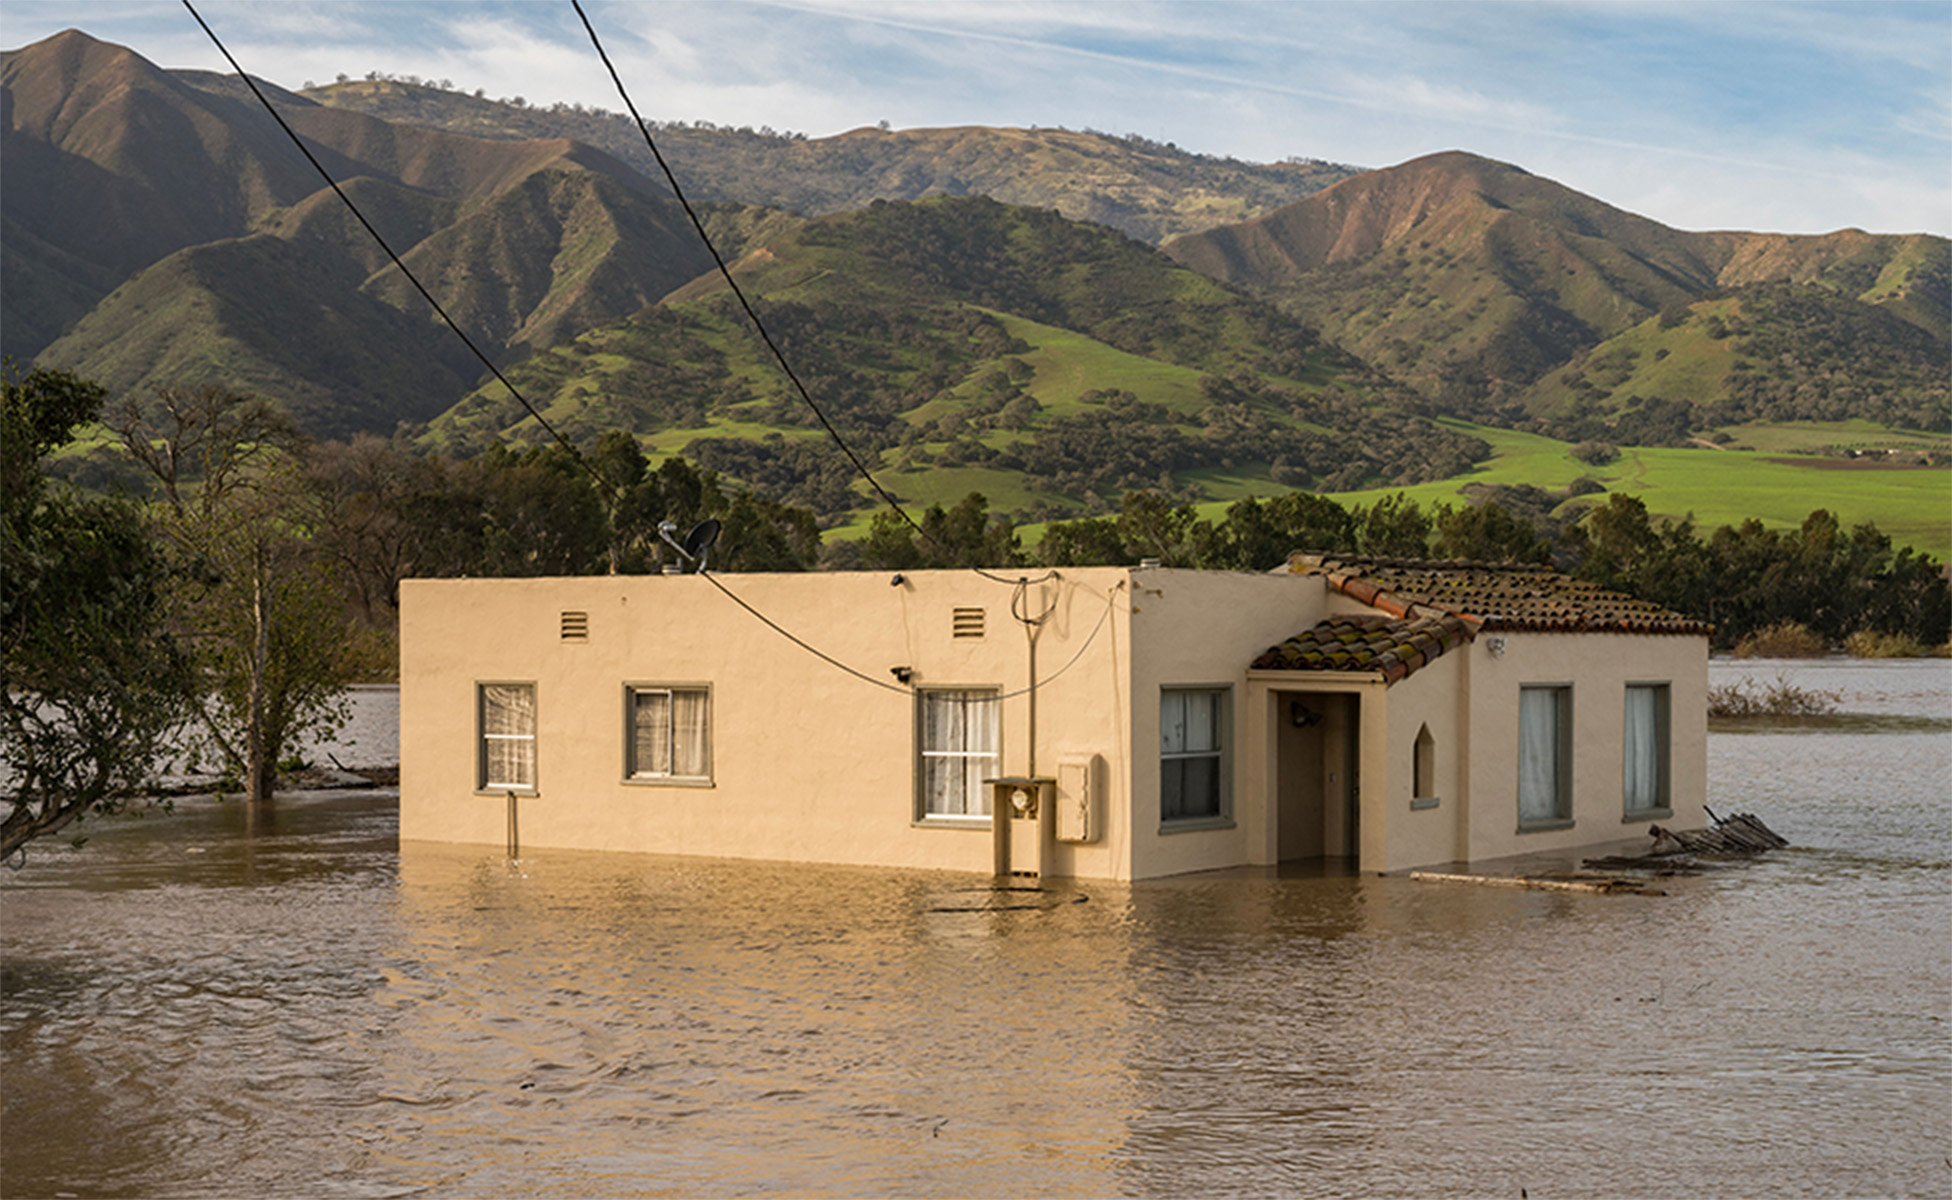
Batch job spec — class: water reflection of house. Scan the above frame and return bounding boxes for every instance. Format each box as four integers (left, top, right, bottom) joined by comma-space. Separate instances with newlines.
400, 555, 1710, 879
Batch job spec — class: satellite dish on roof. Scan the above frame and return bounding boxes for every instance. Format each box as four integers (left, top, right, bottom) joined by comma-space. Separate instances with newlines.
656, 517, 722, 573
685, 519, 721, 572
683, 519, 721, 561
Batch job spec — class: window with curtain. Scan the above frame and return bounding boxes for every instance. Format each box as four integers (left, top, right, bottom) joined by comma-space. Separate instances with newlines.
628, 686, 712, 781
479, 682, 536, 791
1517, 685, 1571, 826
1623, 683, 1670, 815
1161, 688, 1227, 822
918, 689, 999, 820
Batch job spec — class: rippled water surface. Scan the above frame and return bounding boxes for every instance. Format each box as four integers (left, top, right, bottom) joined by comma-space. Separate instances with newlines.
4, 663, 1948, 1197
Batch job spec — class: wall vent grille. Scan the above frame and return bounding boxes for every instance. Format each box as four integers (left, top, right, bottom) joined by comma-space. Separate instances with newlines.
560, 611, 589, 641
952, 607, 985, 638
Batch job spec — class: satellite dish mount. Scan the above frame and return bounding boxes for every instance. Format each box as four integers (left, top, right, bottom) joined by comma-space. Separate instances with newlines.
657, 518, 722, 573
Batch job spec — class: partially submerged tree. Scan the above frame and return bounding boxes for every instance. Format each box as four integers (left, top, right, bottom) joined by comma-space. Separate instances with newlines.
2, 365, 193, 857
111, 385, 366, 802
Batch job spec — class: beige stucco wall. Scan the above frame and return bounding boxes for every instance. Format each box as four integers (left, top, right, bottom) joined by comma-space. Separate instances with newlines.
1458, 631, 1709, 864
1372, 651, 1468, 872
400, 568, 1137, 877
1245, 627, 1708, 874
400, 566, 1707, 881
1122, 568, 1331, 880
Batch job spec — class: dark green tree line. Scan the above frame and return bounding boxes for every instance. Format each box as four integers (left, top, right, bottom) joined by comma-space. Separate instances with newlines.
1031, 487, 1950, 649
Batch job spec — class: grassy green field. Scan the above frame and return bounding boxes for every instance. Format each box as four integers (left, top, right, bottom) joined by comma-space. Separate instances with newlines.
991, 311, 1216, 417
991, 419, 1951, 558
1712, 419, 1949, 454
1312, 421, 1951, 558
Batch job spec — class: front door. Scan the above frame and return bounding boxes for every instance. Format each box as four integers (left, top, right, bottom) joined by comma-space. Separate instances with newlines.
1275, 692, 1359, 862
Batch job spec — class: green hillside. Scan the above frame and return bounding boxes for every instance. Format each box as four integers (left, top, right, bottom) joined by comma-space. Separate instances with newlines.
33, 231, 481, 435
1164, 152, 1719, 399
1523, 283, 1949, 435
8, 32, 1944, 559
424, 196, 1487, 522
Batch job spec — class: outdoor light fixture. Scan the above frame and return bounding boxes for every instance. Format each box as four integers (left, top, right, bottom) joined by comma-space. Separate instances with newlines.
1487, 636, 1507, 657
890, 666, 914, 684
1290, 701, 1325, 728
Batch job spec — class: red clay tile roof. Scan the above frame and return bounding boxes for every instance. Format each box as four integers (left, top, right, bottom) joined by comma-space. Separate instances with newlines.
1284, 554, 1714, 636
1251, 613, 1478, 684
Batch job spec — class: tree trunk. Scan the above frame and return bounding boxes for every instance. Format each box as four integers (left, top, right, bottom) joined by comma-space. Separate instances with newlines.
247, 542, 271, 803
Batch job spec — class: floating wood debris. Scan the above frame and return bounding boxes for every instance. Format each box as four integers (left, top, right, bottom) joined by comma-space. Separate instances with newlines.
1409, 871, 1665, 896
1584, 808, 1789, 871
1413, 811, 1788, 895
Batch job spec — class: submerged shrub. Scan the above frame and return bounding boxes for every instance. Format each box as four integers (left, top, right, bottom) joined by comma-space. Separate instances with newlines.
1734, 621, 1828, 659
1707, 674, 1841, 717
1842, 629, 1928, 658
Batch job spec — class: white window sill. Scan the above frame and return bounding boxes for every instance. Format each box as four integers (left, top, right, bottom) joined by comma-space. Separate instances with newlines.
623, 776, 714, 789
1623, 807, 1672, 823
1410, 795, 1441, 811
1517, 817, 1575, 834
915, 815, 993, 830
1160, 816, 1235, 835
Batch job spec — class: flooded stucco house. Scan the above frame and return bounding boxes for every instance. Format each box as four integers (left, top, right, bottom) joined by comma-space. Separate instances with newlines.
399, 556, 1711, 879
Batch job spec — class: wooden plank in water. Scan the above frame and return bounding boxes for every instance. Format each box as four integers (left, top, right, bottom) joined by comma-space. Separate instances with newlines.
1410, 871, 1664, 896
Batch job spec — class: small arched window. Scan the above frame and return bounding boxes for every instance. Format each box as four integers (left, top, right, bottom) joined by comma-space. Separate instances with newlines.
1413, 724, 1436, 801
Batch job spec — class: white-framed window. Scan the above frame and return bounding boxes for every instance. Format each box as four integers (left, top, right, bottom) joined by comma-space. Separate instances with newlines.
917, 688, 999, 821
1623, 682, 1670, 816
479, 682, 536, 792
626, 685, 711, 782
1161, 687, 1229, 823
1518, 685, 1571, 828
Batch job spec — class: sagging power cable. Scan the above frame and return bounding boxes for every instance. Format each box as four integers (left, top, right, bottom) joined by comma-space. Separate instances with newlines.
184, 2, 1098, 702
180, 0, 619, 501
696, 569, 1120, 701
568, 0, 1036, 588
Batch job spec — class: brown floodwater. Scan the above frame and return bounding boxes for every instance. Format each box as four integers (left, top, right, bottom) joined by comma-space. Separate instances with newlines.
3, 662, 1948, 1197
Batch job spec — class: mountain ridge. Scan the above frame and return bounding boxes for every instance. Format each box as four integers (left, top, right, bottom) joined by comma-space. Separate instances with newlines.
300, 75, 1361, 246
4, 29, 718, 432
3, 29, 1943, 545
1164, 151, 1948, 414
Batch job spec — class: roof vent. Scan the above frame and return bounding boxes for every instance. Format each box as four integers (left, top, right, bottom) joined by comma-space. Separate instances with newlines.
952, 607, 986, 638
560, 611, 589, 642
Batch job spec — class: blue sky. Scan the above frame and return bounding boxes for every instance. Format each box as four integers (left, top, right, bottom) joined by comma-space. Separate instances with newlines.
5, 1, 1947, 236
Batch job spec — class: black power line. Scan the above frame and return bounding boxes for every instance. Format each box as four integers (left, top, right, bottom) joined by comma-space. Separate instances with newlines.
568, 0, 1032, 587
179, 0, 619, 500
180, 1, 1088, 698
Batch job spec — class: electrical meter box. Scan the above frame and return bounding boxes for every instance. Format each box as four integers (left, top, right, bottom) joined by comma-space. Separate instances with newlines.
986, 776, 1053, 877
1055, 754, 1102, 843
